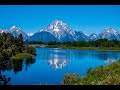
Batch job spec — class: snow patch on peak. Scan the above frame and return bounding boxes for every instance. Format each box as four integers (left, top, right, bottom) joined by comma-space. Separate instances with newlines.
85, 33, 89, 36
99, 27, 120, 40
27, 32, 34, 36
53, 26, 60, 32
103, 27, 119, 36
51, 20, 67, 27
10, 25, 18, 30
9, 25, 22, 33
104, 27, 118, 33
93, 34, 97, 37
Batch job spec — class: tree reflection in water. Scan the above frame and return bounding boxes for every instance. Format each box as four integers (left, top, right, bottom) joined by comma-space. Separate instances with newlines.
11, 59, 24, 74
0, 72, 11, 85
0, 57, 36, 85
0, 59, 12, 85
25, 57, 36, 71
11, 57, 36, 74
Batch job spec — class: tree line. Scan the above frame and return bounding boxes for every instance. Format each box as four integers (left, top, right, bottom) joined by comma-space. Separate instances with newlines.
26, 39, 120, 48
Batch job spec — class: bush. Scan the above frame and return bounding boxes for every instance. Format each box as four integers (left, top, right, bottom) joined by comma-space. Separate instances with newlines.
62, 73, 81, 85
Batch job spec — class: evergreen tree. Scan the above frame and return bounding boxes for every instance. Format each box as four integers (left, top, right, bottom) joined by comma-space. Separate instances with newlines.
18, 34, 23, 53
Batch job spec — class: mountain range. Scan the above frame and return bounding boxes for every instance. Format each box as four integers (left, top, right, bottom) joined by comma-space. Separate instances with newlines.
0, 20, 120, 42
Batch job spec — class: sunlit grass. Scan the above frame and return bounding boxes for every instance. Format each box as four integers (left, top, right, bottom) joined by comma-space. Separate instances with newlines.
11, 53, 34, 60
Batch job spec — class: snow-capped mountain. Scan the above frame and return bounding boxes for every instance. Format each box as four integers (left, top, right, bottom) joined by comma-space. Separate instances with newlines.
39, 20, 75, 42
8, 26, 28, 40
89, 33, 98, 41
99, 27, 120, 40
1, 21, 120, 42
0, 28, 8, 33
28, 20, 88, 42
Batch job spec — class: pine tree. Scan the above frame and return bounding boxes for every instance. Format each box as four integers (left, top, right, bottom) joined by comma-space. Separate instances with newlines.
18, 34, 23, 53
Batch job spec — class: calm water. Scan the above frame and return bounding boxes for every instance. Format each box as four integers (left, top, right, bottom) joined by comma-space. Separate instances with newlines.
1, 48, 120, 85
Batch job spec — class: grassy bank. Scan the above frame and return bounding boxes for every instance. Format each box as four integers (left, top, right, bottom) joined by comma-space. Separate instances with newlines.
63, 60, 120, 85
11, 53, 34, 60
29, 44, 48, 48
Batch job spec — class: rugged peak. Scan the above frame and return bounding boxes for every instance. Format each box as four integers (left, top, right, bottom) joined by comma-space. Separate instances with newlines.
9, 25, 22, 33
103, 27, 118, 33
40, 20, 71, 34
48, 20, 68, 31
10, 25, 18, 30
52, 20, 64, 25
99, 27, 120, 40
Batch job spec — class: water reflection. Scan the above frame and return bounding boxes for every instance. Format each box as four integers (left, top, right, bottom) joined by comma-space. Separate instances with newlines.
73, 51, 120, 64
12, 59, 23, 74
46, 58, 69, 69
91, 52, 120, 64
0, 59, 12, 85
1, 48, 120, 85
25, 58, 36, 71
104, 58, 116, 64
11, 57, 36, 74
41, 48, 71, 69
74, 51, 120, 64
0, 71, 11, 85
0, 57, 36, 85
38, 48, 120, 69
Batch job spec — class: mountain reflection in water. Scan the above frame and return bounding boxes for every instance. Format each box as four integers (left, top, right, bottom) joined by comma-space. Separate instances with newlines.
45, 49, 70, 69
38, 48, 120, 69
1, 48, 120, 85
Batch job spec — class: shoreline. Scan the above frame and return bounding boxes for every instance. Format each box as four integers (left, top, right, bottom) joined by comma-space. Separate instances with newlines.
34, 45, 120, 52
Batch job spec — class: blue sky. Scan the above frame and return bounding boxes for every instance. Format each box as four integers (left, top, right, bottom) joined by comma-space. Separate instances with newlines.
0, 5, 120, 34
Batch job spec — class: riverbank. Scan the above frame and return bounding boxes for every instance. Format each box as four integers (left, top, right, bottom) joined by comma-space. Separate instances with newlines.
63, 60, 120, 85
11, 53, 34, 60
29, 44, 120, 52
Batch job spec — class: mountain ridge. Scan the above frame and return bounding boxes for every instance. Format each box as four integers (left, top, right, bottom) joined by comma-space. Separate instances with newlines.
0, 20, 120, 42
